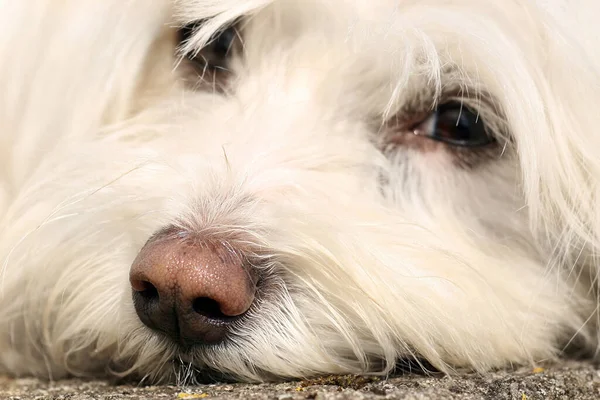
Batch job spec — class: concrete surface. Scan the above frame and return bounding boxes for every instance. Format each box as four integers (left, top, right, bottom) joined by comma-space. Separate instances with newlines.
1, 360, 598, 400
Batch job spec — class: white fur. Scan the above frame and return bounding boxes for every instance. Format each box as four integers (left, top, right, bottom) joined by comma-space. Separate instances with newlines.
0, 0, 599, 383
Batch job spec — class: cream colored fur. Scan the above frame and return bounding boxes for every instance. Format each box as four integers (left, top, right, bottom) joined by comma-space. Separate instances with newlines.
0, 0, 599, 383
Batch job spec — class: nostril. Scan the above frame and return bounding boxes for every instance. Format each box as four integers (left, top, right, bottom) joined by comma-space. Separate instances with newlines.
130, 228, 259, 345
131, 280, 159, 301
193, 297, 236, 321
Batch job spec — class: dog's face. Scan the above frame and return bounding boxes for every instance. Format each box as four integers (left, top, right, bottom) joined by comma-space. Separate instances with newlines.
0, 0, 598, 383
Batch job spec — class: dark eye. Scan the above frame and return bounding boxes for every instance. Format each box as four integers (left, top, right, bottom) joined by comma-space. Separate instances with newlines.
414, 101, 494, 147
178, 22, 238, 71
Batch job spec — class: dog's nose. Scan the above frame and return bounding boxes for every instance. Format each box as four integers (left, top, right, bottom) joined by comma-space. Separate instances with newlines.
129, 228, 257, 346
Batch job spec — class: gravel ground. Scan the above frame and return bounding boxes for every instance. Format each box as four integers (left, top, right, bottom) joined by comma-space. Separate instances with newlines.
1, 361, 599, 400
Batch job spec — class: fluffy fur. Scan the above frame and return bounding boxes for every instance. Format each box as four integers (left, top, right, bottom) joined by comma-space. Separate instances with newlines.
1, 0, 600, 383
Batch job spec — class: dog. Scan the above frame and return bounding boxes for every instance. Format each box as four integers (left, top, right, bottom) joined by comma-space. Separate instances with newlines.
0, 0, 599, 384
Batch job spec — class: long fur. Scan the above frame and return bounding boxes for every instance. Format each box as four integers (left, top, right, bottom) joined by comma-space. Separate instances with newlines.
0, 0, 599, 383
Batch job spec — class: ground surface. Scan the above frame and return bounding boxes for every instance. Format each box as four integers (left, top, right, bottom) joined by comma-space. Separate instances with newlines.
1, 361, 599, 400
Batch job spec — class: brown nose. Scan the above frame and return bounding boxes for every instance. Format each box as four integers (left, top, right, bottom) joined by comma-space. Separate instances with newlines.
129, 228, 257, 346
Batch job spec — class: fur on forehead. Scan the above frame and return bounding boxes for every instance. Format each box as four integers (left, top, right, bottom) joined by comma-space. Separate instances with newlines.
173, 0, 548, 94
173, 0, 600, 263
174, 0, 536, 134
175, 0, 546, 62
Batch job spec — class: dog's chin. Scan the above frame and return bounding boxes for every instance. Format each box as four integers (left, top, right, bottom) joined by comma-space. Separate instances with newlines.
169, 348, 238, 384
164, 341, 437, 384
152, 335, 271, 384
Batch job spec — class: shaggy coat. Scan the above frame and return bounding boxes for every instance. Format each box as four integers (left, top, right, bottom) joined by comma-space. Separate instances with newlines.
0, 0, 599, 383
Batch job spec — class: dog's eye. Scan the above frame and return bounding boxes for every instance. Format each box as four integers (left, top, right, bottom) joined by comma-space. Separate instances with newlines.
179, 23, 238, 71
413, 102, 494, 147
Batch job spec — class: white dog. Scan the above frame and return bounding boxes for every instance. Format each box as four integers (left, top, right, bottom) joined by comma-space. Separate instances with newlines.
0, 0, 599, 384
